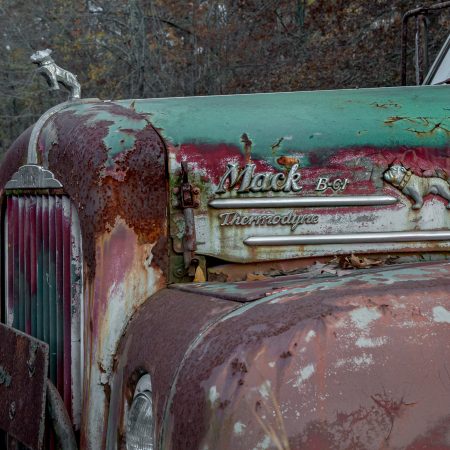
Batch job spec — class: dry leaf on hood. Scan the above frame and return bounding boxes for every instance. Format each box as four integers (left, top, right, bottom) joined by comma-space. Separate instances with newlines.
246, 273, 269, 281
193, 266, 206, 282
340, 254, 384, 269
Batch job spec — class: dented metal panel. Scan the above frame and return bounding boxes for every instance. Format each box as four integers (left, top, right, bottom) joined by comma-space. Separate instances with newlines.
0, 323, 48, 450
163, 261, 450, 450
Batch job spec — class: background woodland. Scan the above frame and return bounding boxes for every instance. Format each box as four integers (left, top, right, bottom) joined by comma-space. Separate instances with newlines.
0, 0, 449, 156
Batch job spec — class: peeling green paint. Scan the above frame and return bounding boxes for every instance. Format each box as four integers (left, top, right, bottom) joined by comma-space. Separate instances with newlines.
64, 103, 151, 166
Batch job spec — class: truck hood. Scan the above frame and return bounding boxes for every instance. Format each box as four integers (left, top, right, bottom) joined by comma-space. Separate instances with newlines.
120, 85, 450, 263
5, 86, 449, 267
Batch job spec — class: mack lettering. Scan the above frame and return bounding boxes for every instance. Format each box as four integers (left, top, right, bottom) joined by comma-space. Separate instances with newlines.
216, 163, 303, 194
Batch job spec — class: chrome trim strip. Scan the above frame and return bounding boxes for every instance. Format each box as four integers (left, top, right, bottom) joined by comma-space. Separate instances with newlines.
28, 101, 72, 164
244, 231, 450, 246
28, 98, 98, 164
209, 195, 398, 209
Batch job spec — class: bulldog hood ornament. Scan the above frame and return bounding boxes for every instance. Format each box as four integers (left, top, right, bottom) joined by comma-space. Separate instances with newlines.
31, 48, 81, 99
384, 164, 450, 209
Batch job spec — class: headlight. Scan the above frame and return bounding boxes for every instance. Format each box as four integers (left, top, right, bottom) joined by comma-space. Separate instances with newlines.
126, 374, 154, 450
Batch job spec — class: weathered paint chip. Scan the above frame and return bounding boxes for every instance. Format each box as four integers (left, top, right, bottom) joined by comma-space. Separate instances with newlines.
259, 381, 271, 400
432, 306, 450, 324
355, 336, 387, 348
233, 421, 246, 435
253, 435, 272, 450
350, 307, 382, 330
209, 386, 219, 404
305, 330, 316, 342
293, 363, 315, 388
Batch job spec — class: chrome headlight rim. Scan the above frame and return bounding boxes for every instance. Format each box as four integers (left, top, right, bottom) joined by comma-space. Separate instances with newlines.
126, 373, 154, 450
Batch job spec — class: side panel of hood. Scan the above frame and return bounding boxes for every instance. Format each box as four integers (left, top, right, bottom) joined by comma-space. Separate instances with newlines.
106, 288, 238, 449
118, 86, 450, 262
164, 261, 450, 449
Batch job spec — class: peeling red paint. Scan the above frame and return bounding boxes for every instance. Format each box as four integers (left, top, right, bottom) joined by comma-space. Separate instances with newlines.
176, 143, 276, 183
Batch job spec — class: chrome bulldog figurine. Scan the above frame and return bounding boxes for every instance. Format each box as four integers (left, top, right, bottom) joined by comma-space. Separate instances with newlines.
384, 164, 450, 209
31, 49, 81, 99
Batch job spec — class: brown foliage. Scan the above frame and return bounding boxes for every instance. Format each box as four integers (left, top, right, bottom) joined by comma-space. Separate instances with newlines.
0, 0, 449, 156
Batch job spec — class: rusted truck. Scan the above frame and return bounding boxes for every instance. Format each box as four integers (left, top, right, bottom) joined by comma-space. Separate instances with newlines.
1, 11, 450, 450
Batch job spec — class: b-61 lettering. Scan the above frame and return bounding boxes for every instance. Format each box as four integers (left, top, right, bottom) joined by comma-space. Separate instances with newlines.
315, 177, 349, 192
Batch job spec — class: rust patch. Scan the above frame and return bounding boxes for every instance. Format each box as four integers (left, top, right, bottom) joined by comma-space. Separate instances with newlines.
271, 137, 284, 153
43, 103, 168, 280
240, 133, 252, 164
277, 156, 299, 168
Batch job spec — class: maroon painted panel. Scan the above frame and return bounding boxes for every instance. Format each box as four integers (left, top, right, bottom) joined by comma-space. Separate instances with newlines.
164, 261, 450, 450
108, 289, 239, 448
0, 323, 48, 450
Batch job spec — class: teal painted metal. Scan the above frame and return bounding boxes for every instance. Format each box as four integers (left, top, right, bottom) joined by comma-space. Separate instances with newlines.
42, 86, 450, 168
117, 86, 450, 160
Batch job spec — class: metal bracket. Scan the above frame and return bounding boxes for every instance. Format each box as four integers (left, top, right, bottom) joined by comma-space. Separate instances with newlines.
174, 162, 200, 273
176, 161, 200, 209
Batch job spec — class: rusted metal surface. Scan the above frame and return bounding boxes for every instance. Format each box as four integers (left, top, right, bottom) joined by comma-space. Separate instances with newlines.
176, 161, 200, 272
36, 102, 169, 449
0, 323, 48, 450
105, 288, 239, 449
161, 261, 450, 449
171, 267, 355, 302
40, 102, 169, 280
1, 85, 449, 450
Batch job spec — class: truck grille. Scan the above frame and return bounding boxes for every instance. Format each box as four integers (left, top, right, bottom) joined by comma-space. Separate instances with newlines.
2, 194, 82, 426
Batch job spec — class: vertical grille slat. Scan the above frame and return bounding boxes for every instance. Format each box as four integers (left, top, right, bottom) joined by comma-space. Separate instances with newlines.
17, 197, 24, 331
42, 196, 49, 346
3, 193, 82, 429
20, 196, 31, 334
30, 197, 37, 337
36, 195, 43, 341
62, 197, 72, 413
48, 195, 57, 384
6, 197, 14, 326
55, 196, 64, 394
